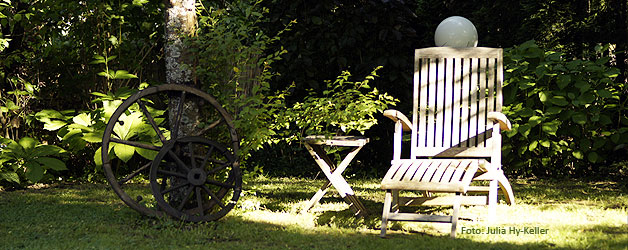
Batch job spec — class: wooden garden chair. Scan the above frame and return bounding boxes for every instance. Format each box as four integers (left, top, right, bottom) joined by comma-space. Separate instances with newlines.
379, 47, 515, 238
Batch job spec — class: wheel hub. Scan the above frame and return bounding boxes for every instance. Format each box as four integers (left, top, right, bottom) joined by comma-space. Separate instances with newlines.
187, 168, 207, 186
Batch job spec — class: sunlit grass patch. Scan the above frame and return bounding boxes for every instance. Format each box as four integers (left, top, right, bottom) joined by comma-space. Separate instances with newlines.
0, 177, 626, 249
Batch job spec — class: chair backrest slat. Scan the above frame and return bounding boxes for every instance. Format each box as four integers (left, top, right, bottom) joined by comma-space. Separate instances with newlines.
412, 47, 503, 158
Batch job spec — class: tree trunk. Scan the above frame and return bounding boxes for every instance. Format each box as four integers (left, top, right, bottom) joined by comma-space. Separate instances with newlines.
165, 0, 199, 204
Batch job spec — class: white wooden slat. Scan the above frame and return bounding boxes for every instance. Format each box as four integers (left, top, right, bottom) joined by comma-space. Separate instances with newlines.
487, 58, 496, 113
392, 161, 413, 181
420, 160, 441, 182
430, 160, 450, 183
412, 56, 422, 158
427, 58, 437, 148
440, 161, 459, 183
478, 58, 487, 147
414, 47, 502, 58
496, 50, 504, 112
443, 58, 454, 148
417, 58, 429, 150
412, 161, 431, 181
487, 58, 496, 149
414, 146, 494, 158
469, 58, 478, 147
460, 58, 470, 147
402, 161, 421, 181
435, 58, 445, 148
452, 58, 462, 147
450, 160, 470, 183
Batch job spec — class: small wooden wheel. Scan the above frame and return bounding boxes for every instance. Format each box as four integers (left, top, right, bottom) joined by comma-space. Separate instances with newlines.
101, 84, 239, 217
149, 136, 241, 222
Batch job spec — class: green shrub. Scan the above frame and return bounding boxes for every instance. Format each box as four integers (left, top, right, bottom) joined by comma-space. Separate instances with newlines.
502, 40, 626, 177
0, 136, 67, 187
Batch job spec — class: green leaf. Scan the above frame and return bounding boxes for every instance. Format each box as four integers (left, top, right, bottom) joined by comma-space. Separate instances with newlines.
587, 152, 599, 163
133, 0, 149, 6
518, 124, 531, 137
545, 107, 562, 115
549, 96, 569, 106
72, 113, 93, 127
578, 93, 596, 104
25, 161, 44, 182
82, 132, 103, 143
113, 143, 135, 162
528, 116, 543, 127
528, 140, 538, 151
136, 146, 159, 161
35, 109, 66, 122
597, 89, 612, 98
541, 121, 560, 136
572, 150, 584, 159
44, 120, 67, 131
18, 137, 37, 150
538, 91, 550, 103
571, 112, 587, 125
112, 70, 137, 80
574, 80, 590, 93
94, 147, 103, 166
35, 157, 67, 171
556, 75, 570, 89
31, 145, 63, 157
0, 172, 20, 183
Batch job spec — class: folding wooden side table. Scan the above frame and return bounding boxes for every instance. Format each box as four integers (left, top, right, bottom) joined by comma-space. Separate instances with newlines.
301, 135, 369, 217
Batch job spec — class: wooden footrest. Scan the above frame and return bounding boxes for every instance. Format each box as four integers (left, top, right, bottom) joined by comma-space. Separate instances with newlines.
387, 213, 452, 223
399, 195, 487, 206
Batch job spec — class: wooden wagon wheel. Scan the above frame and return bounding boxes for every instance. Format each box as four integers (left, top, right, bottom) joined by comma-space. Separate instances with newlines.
149, 136, 241, 222
101, 84, 239, 217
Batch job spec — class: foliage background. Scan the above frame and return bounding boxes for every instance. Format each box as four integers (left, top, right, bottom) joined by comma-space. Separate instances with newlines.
1, 0, 627, 187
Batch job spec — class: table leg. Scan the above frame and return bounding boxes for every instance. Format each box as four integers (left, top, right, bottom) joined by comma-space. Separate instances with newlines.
301, 180, 332, 213
303, 143, 368, 216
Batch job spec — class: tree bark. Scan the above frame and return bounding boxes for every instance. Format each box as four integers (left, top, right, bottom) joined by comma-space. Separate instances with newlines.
165, 0, 196, 86
165, 0, 199, 204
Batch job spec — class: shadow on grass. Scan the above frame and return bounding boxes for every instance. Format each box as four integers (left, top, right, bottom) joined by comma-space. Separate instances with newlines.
0, 183, 576, 250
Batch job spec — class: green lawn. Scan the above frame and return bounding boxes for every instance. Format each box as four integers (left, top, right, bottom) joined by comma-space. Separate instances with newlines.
0, 177, 626, 249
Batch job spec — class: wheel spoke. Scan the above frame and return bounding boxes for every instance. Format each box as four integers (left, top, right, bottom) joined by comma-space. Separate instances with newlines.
191, 118, 223, 137
188, 142, 197, 169
137, 99, 166, 143
171, 91, 186, 140
167, 149, 191, 172
110, 138, 161, 151
176, 185, 195, 211
207, 163, 228, 175
118, 161, 151, 185
161, 181, 190, 195
157, 169, 187, 179
206, 178, 235, 189
200, 145, 214, 168
201, 185, 226, 209
196, 187, 205, 217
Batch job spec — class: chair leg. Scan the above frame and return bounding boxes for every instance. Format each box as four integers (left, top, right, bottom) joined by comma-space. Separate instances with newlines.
496, 173, 516, 205
451, 192, 460, 238
392, 190, 400, 212
488, 179, 498, 223
380, 190, 393, 238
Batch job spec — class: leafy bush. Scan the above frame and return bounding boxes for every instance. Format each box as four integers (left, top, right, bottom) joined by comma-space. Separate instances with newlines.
193, 0, 292, 162
0, 136, 66, 187
284, 67, 398, 137
502, 40, 626, 177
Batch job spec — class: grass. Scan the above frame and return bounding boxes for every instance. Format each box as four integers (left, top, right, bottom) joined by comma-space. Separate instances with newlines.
0, 177, 626, 249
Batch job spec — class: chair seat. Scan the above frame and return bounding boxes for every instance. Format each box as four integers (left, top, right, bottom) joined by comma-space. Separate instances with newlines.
381, 159, 488, 193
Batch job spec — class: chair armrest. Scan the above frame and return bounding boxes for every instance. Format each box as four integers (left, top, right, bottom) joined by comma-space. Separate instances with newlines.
383, 109, 412, 131
487, 112, 512, 131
